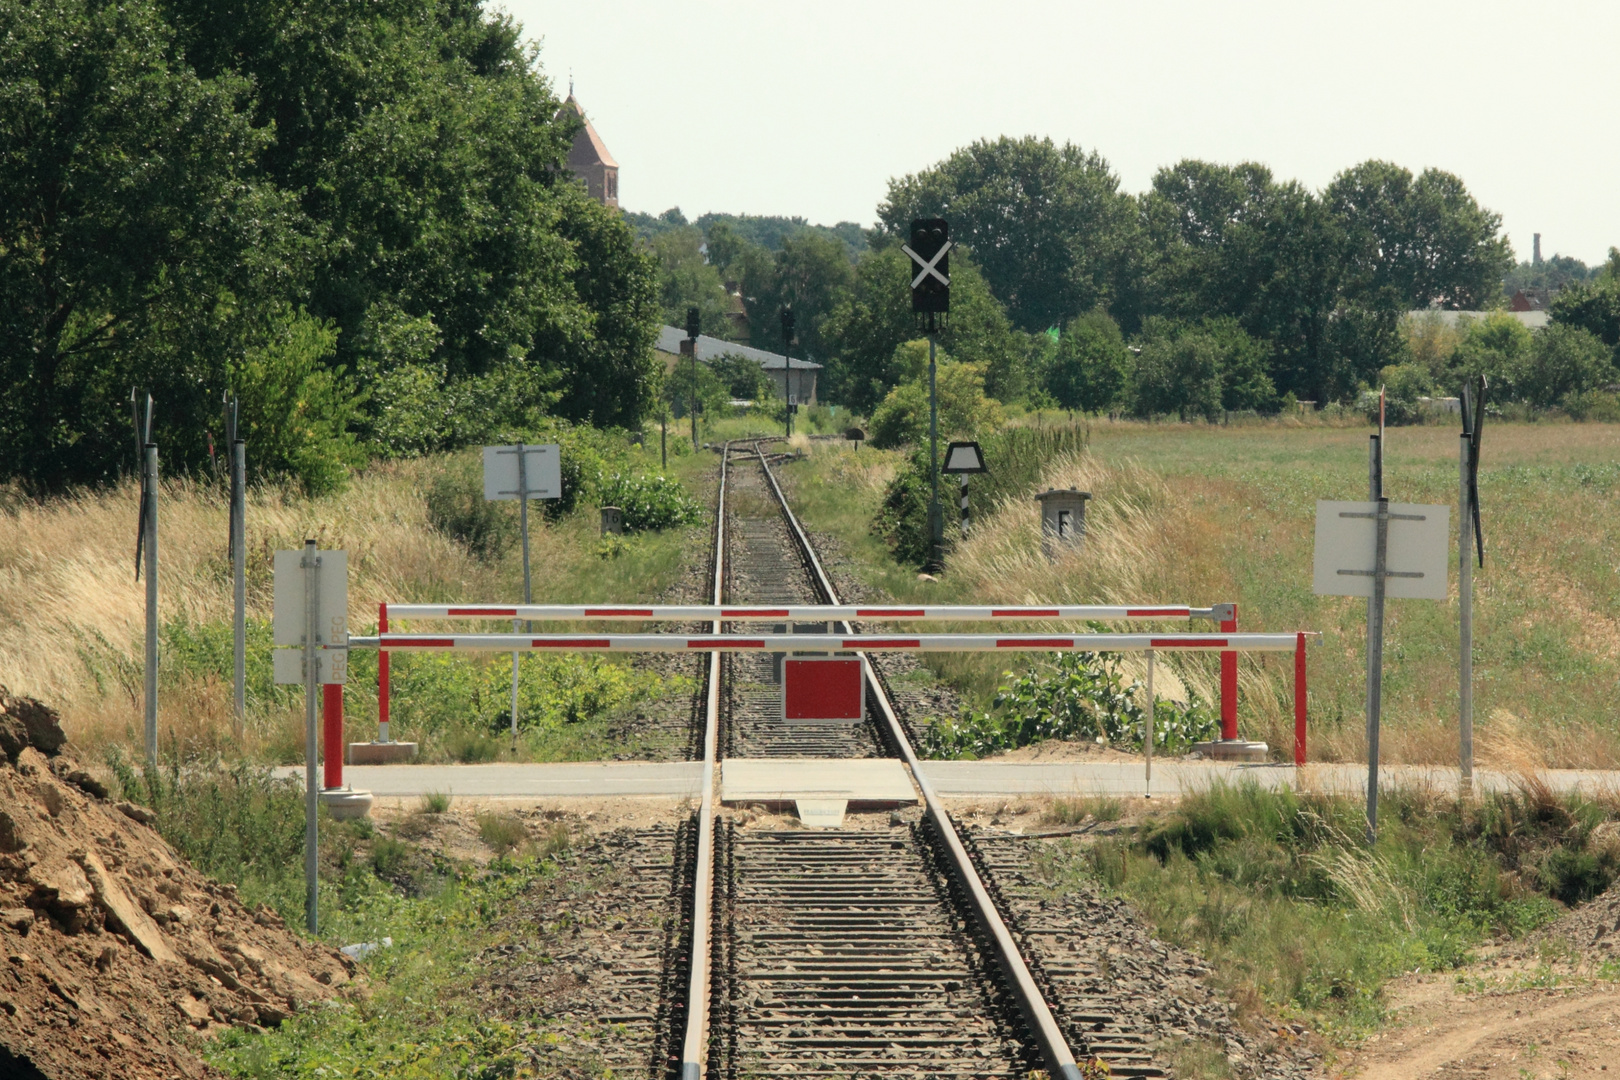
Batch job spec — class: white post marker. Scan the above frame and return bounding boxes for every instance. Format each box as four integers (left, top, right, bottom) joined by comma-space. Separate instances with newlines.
1313, 499, 1448, 843
483, 444, 560, 740
272, 544, 350, 933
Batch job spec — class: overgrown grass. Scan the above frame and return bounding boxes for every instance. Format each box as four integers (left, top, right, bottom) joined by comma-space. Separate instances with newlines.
782, 420, 1620, 766
1046, 795, 1124, 825
1036, 779, 1619, 1038
2, 438, 708, 763
107, 754, 574, 1076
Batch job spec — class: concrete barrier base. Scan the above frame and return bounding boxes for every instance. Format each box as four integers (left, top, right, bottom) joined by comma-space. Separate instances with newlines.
319, 787, 375, 820
348, 741, 418, 765
1193, 739, 1270, 762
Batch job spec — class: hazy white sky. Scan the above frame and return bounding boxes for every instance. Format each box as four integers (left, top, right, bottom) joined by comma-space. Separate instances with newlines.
507, 1, 1618, 265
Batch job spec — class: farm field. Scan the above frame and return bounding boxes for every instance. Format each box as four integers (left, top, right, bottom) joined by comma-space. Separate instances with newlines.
779, 418, 1620, 769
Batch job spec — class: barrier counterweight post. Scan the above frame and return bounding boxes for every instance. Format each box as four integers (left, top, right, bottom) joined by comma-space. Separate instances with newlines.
1219, 604, 1238, 740
1294, 632, 1307, 767
378, 602, 390, 743
323, 683, 343, 790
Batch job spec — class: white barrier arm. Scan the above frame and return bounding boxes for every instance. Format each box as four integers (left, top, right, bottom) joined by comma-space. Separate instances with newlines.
379, 603, 1234, 622
347, 631, 1301, 653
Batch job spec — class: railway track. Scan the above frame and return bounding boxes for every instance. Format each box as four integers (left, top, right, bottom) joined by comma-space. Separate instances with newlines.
670, 440, 1094, 1080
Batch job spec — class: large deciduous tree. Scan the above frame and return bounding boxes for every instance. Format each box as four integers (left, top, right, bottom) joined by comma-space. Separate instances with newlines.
877, 136, 1138, 333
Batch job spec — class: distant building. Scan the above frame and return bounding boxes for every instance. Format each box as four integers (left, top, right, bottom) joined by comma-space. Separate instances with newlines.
1406, 309, 1549, 330
560, 93, 618, 208
1510, 288, 1551, 312
655, 326, 820, 404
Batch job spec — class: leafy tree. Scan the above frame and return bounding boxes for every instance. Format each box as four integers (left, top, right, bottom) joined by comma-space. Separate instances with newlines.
1044, 310, 1132, 412
821, 248, 1023, 412
1520, 325, 1614, 409
867, 353, 1003, 450
877, 136, 1138, 332
709, 354, 778, 404
230, 312, 364, 493
1549, 252, 1620, 359
650, 226, 736, 338
1129, 317, 1275, 420
1447, 313, 1533, 395
0, 0, 298, 488
1373, 363, 1436, 425
1325, 160, 1513, 310
1503, 253, 1595, 297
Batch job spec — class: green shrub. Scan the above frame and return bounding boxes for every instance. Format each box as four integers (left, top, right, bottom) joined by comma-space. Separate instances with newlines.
425, 455, 515, 560
418, 791, 452, 814
919, 649, 1217, 759
595, 471, 704, 532
871, 422, 1088, 569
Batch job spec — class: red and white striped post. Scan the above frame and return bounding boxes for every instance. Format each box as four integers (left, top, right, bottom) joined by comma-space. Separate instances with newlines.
1219, 603, 1239, 741
1294, 631, 1308, 766
322, 683, 343, 790
378, 601, 391, 743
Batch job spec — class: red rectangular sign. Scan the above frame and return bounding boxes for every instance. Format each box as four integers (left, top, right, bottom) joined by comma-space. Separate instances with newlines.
784, 658, 864, 721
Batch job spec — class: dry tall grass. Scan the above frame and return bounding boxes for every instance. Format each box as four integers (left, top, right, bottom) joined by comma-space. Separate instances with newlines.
0, 459, 539, 755
929, 425, 1620, 768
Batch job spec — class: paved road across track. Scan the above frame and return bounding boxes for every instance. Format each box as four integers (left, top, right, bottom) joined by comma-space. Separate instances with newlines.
277, 760, 1619, 800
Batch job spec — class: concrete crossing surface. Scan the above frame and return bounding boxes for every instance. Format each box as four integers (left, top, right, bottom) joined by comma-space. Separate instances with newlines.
275, 759, 1617, 801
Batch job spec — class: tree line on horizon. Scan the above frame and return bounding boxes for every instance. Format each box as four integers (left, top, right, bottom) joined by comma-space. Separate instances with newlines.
644, 138, 1620, 427
6, 0, 1619, 497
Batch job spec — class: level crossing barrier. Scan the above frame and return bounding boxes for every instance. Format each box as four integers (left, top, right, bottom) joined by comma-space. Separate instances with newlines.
371, 600, 1249, 746
340, 613, 1313, 794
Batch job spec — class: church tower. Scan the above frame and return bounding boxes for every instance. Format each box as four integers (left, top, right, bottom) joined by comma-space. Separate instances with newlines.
561, 92, 619, 209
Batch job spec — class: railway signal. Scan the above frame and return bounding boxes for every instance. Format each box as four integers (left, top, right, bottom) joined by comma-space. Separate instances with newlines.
905, 219, 951, 568
903, 218, 950, 314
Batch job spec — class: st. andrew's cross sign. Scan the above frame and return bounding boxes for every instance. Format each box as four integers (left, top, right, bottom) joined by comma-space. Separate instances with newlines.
904, 218, 951, 314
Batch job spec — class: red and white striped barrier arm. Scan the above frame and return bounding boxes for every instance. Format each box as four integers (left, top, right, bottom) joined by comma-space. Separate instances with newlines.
378, 603, 1233, 622
349, 632, 1302, 653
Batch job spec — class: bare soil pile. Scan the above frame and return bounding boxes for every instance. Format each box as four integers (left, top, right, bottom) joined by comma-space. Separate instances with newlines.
0, 690, 352, 1079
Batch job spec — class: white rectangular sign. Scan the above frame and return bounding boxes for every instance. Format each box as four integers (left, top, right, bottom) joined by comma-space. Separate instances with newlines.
272, 549, 348, 646
1312, 501, 1450, 600
272, 647, 347, 685
483, 444, 561, 501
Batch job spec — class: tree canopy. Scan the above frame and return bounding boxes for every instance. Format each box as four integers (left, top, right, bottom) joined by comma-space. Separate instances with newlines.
0, 0, 659, 490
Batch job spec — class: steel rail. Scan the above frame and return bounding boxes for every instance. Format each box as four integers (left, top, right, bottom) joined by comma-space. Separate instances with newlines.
678, 442, 727, 1080
350, 631, 1300, 653
378, 602, 1229, 622
751, 443, 1086, 1080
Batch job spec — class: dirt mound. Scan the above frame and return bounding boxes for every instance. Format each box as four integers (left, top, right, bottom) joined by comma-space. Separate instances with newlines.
0, 690, 352, 1079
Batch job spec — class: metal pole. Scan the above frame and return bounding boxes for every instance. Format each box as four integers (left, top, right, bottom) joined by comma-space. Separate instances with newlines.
1144, 650, 1155, 798
302, 539, 320, 933
959, 474, 969, 535
1459, 434, 1473, 795
691, 350, 698, 452
1366, 497, 1389, 845
1294, 632, 1308, 767
231, 435, 246, 738
511, 443, 530, 743
143, 444, 159, 769
661, 410, 667, 469
928, 323, 942, 569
